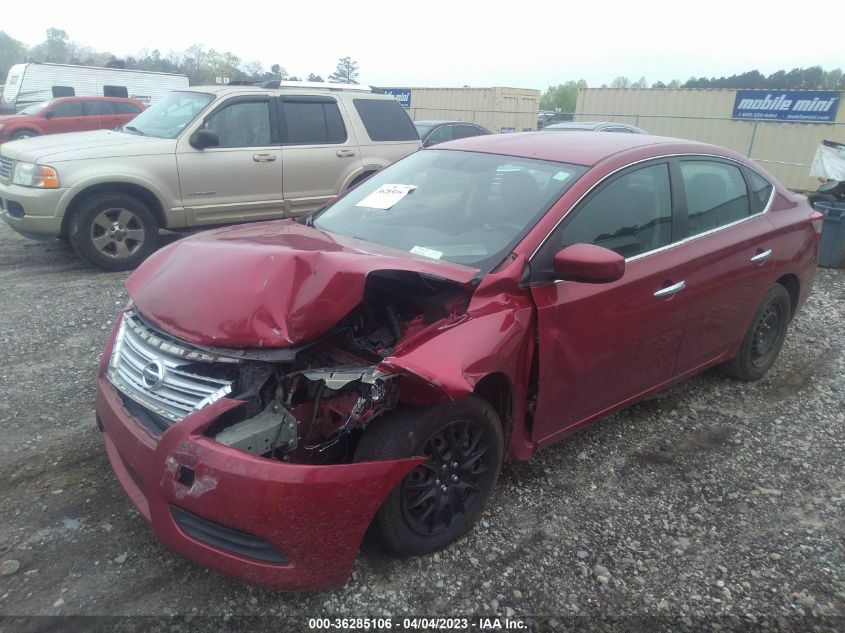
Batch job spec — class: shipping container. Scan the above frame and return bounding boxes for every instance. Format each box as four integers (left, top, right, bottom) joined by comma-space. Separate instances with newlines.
575, 88, 845, 191
381, 87, 540, 134
1, 63, 189, 113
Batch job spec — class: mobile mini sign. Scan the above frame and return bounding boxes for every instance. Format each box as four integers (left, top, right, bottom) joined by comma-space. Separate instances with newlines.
382, 88, 411, 109
732, 90, 841, 123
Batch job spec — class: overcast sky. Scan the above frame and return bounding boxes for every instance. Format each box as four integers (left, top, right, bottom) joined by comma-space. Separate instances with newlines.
6, 0, 843, 88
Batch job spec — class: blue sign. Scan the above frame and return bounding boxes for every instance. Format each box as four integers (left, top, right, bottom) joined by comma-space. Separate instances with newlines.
383, 88, 411, 109
732, 90, 841, 123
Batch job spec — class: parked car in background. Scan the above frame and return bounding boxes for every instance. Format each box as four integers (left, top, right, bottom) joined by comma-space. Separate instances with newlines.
96, 131, 820, 589
543, 121, 647, 134
414, 120, 491, 146
0, 83, 420, 270
0, 97, 146, 142
1, 62, 188, 113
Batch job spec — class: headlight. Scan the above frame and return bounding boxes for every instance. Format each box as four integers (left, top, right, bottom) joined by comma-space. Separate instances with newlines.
0, 124, 5, 131
12, 162, 60, 188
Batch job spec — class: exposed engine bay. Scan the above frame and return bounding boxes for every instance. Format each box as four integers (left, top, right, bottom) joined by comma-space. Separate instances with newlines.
181, 271, 470, 465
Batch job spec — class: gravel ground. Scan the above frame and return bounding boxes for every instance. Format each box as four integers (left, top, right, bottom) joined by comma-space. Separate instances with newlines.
0, 220, 843, 633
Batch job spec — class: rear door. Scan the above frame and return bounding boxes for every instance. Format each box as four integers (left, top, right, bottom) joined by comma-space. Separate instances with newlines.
277, 95, 362, 215
87, 100, 120, 130
529, 161, 688, 443
669, 158, 776, 373
176, 95, 285, 226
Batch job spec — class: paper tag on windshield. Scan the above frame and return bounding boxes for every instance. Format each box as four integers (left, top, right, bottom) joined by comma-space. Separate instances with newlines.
355, 184, 417, 210
410, 246, 443, 260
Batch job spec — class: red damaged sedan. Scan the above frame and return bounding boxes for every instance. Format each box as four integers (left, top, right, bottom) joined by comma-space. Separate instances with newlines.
96, 132, 821, 589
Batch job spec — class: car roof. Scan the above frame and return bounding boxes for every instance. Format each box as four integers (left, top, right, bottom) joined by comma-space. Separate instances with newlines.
51, 96, 140, 102
544, 121, 643, 131
414, 120, 478, 126
183, 82, 376, 96
435, 131, 735, 167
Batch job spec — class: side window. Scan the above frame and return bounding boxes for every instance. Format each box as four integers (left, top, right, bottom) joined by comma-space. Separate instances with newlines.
113, 102, 142, 115
560, 163, 673, 259
452, 124, 485, 139
49, 101, 83, 117
425, 125, 453, 146
51, 86, 75, 98
680, 160, 750, 235
103, 85, 128, 98
83, 101, 115, 115
203, 100, 271, 148
353, 98, 418, 141
745, 168, 774, 213
282, 100, 346, 145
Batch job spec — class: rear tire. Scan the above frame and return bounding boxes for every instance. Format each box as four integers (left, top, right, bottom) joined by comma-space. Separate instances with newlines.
69, 192, 159, 271
720, 284, 791, 382
355, 396, 504, 556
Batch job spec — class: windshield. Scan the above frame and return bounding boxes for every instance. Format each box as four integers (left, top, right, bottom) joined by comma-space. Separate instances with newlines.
19, 101, 50, 115
314, 150, 586, 271
121, 91, 214, 138
414, 123, 433, 138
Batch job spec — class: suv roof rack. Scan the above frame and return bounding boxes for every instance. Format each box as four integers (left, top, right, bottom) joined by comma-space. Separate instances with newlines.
261, 79, 373, 92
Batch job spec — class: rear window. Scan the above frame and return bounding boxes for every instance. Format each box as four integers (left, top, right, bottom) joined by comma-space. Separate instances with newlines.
353, 98, 418, 142
103, 85, 129, 98
680, 160, 750, 235
113, 102, 142, 115
745, 168, 774, 212
52, 86, 75, 98
282, 100, 346, 145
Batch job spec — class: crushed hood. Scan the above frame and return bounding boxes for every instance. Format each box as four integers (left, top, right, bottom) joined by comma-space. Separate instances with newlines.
127, 220, 479, 349
1, 130, 174, 163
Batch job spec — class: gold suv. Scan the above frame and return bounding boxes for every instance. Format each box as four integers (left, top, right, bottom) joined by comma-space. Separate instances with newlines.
0, 83, 421, 269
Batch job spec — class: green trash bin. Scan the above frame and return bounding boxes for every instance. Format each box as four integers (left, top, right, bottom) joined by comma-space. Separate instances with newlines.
813, 202, 845, 268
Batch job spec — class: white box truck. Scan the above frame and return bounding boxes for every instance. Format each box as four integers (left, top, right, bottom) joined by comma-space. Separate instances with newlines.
1, 63, 189, 113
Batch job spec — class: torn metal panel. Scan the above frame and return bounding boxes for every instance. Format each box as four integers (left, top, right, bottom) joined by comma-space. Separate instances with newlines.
127, 220, 478, 349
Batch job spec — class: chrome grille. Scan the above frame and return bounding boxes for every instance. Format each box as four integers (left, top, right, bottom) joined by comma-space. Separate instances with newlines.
107, 312, 239, 422
0, 156, 13, 184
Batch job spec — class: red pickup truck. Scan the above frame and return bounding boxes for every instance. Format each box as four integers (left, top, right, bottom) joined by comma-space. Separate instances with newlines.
0, 96, 145, 142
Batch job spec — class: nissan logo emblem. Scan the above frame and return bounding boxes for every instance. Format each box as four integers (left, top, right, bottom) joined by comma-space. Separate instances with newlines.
141, 359, 166, 389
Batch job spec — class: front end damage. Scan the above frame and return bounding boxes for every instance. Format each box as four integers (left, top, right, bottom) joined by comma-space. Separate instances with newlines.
97, 269, 477, 588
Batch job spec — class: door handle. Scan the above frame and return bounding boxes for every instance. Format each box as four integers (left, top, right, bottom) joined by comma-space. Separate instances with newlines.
336, 149, 356, 158
654, 281, 686, 298
750, 249, 772, 263
253, 153, 277, 162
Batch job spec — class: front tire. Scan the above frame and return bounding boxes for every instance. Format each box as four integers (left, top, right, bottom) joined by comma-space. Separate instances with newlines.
355, 396, 504, 556
10, 130, 38, 141
721, 284, 792, 381
69, 193, 159, 271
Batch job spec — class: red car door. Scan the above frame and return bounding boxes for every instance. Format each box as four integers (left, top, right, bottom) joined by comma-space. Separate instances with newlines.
528, 161, 688, 445
668, 159, 776, 374
43, 100, 86, 134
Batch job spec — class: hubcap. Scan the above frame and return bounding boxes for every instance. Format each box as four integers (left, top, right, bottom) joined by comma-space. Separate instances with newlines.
401, 420, 494, 536
90, 208, 145, 259
751, 303, 782, 367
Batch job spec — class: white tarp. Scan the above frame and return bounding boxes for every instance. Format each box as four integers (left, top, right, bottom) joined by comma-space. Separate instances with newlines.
810, 142, 845, 181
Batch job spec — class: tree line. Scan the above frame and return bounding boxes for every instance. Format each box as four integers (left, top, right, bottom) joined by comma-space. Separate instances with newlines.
0, 28, 359, 86
541, 67, 844, 113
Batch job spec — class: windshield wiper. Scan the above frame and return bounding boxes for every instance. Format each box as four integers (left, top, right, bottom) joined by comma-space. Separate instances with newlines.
124, 125, 145, 136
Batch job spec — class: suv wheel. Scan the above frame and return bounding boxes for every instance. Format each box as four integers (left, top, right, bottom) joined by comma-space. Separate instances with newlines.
69, 193, 159, 271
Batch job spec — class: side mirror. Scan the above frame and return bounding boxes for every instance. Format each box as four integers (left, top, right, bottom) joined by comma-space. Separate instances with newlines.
553, 243, 625, 283
43, 111, 55, 119
189, 129, 219, 150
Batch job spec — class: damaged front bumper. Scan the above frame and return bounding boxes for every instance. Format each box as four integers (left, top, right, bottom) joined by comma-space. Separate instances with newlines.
96, 370, 422, 590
